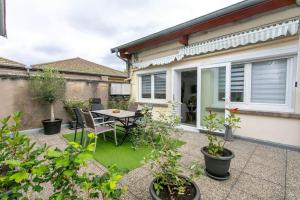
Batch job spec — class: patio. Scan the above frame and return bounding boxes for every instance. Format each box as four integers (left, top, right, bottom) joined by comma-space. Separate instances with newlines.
27, 129, 300, 200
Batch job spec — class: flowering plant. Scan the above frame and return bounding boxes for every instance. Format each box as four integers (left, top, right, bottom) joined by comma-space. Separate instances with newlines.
222, 108, 241, 129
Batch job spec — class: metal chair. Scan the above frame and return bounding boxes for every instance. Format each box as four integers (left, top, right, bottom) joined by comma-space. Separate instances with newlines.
82, 110, 117, 150
127, 102, 139, 112
73, 108, 85, 145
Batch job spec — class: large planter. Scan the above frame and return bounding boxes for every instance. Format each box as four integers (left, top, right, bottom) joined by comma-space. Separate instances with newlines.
42, 119, 62, 135
149, 176, 201, 200
201, 146, 234, 180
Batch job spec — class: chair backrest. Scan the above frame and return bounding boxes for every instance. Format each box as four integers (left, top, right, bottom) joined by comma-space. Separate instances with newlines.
73, 108, 85, 127
91, 98, 101, 104
91, 102, 104, 111
82, 111, 96, 129
127, 102, 138, 112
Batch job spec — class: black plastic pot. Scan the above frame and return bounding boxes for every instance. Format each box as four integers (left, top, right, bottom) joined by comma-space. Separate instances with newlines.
42, 119, 62, 135
201, 146, 234, 180
149, 176, 201, 200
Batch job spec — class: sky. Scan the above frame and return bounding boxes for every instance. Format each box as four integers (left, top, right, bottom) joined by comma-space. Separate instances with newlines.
0, 0, 242, 71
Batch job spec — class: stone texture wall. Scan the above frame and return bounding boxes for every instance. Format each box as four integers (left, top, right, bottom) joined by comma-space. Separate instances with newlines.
0, 67, 125, 129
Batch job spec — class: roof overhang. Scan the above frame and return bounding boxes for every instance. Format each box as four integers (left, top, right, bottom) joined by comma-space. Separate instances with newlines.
111, 0, 296, 56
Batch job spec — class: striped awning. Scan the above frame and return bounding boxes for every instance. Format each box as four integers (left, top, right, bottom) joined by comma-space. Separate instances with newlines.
133, 19, 299, 69
0, 0, 6, 37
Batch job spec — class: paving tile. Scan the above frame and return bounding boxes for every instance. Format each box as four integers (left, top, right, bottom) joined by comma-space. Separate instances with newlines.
119, 164, 151, 187
244, 160, 285, 186
286, 188, 300, 200
194, 168, 241, 200
179, 152, 204, 170
249, 153, 285, 170
229, 151, 250, 171
226, 187, 262, 200
253, 145, 286, 162
120, 191, 139, 200
128, 175, 152, 200
234, 173, 284, 200
225, 140, 257, 155
287, 150, 300, 170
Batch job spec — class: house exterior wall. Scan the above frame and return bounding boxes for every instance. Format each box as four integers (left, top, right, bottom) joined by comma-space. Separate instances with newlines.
0, 68, 124, 129
130, 6, 300, 147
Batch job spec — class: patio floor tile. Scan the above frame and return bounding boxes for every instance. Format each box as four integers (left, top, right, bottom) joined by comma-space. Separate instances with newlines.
226, 187, 262, 200
244, 160, 285, 186
127, 175, 152, 200
229, 151, 250, 170
253, 145, 286, 162
233, 173, 284, 200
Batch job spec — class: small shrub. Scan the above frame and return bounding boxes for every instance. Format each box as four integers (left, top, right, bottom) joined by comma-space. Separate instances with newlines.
107, 100, 129, 110
63, 99, 90, 120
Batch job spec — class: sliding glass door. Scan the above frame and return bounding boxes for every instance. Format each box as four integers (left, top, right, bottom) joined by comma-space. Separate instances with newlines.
197, 63, 230, 131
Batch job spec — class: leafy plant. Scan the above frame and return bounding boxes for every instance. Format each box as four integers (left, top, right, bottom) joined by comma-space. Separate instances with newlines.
29, 67, 66, 121
202, 111, 225, 156
107, 100, 129, 110
0, 113, 125, 200
0, 112, 47, 200
131, 105, 198, 198
221, 108, 241, 129
63, 99, 90, 120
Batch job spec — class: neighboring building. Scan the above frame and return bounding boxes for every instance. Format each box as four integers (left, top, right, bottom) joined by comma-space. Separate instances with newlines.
0, 56, 127, 129
111, 0, 300, 148
31, 57, 126, 83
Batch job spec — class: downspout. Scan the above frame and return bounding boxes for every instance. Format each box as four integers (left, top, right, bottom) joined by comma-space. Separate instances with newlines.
114, 49, 131, 79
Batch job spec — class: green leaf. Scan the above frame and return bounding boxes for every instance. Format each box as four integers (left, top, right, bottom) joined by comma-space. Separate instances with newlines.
74, 152, 93, 164
32, 165, 48, 176
9, 171, 29, 183
3, 159, 21, 166
69, 141, 81, 149
87, 132, 95, 139
63, 170, 74, 177
55, 157, 69, 168
86, 143, 95, 152
47, 149, 62, 158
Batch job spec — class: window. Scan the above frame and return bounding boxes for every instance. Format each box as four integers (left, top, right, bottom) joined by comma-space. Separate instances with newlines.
231, 65, 245, 102
214, 57, 293, 111
251, 59, 287, 104
154, 73, 166, 99
141, 75, 151, 98
140, 72, 166, 100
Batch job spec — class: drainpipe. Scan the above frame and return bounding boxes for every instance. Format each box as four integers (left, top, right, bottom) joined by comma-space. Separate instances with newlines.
114, 49, 131, 79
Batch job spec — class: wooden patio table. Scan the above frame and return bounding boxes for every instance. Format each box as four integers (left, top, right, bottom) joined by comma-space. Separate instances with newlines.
92, 109, 136, 146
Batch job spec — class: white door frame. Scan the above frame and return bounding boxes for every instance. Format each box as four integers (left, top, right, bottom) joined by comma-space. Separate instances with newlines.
196, 62, 231, 129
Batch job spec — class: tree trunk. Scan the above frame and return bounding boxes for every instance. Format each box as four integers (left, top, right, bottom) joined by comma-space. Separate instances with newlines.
50, 103, 55, 121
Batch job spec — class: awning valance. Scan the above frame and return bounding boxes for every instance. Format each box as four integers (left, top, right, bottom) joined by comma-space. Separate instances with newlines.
133, 19, 299, 69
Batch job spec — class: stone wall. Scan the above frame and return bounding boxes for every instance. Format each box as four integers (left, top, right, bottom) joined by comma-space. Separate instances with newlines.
0, 67, 126, 129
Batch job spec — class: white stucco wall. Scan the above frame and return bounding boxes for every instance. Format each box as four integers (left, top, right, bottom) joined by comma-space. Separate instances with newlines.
130, 6, 300, 148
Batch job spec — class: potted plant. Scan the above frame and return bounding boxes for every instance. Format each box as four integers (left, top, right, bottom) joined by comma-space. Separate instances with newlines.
201, 111, 236, 180
222, 108, 241, 141
132, 105, 201, 200
63, 99, 89, 129
29, 67, 66, 135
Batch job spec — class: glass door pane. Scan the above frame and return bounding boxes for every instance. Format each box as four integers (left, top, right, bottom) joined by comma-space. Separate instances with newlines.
200, 66, 226, 131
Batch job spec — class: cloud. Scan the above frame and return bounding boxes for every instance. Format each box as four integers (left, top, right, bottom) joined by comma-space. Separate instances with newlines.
0, 0, 242, 70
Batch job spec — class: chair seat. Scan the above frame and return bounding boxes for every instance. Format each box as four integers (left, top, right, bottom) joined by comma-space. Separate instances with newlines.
94, 125, 114, 134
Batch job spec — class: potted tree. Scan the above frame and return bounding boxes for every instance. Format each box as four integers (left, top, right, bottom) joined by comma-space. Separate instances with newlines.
223, 108, 241, 141
29, 67, 66, 135
200, 110, 238, 180
132, 105, 201, 200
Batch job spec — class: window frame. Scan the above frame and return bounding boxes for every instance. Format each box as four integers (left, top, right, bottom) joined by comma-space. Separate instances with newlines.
228, 56, 296, 112
138, 71, 167, 102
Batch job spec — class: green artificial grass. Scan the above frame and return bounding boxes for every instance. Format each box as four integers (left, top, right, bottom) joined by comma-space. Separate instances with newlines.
64, 130, 185, 172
